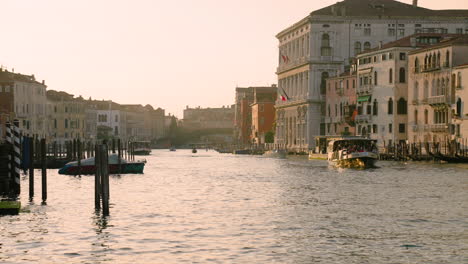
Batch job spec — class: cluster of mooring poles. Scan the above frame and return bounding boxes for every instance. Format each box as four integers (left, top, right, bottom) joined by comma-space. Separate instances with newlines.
379, 139, 468, 163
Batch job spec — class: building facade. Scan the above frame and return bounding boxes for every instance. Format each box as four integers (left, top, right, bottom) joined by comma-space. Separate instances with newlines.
324, 67, 357, 137
250, 86, 277, 145
275, 0, 468, 151
0, 69, 48, 138
46, 90, 87, 143
408, 35, 468, 143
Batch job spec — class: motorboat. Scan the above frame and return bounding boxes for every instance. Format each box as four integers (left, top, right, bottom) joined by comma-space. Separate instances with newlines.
58, 154, 145, 175
133, 141, 152, 155
327, 137, 378, 168
169, 147, 176, 151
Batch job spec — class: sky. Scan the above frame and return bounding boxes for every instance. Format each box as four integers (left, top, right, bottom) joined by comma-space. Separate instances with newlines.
1, 0, 467, 117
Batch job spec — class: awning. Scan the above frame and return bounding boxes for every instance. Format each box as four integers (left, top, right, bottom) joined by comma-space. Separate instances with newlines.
357, 95, 371, 102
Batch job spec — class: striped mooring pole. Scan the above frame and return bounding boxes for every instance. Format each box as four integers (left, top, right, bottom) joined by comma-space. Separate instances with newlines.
12, 120, 21, 195
5, 122, 12, 193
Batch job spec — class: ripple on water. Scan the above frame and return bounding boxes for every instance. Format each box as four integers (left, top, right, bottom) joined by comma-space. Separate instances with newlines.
0, 151, 466, 263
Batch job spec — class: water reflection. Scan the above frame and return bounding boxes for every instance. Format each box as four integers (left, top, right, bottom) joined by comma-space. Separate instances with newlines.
0, 150, 466, 263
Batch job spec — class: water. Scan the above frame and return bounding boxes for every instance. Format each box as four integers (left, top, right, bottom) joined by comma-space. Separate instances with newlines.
1, 150, 467, 263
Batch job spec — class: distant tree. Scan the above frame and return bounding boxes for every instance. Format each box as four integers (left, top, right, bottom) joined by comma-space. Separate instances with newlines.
265, 131, 274, 143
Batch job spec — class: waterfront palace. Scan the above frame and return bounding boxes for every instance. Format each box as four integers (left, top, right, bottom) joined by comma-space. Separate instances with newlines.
274, 0, 468, 151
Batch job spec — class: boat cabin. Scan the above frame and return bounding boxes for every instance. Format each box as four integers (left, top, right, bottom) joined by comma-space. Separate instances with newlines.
327, 138, 378, 154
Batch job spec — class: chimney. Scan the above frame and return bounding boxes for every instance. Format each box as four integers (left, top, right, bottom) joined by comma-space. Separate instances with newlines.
42, 80, 45, 85
413, 0, 418, 7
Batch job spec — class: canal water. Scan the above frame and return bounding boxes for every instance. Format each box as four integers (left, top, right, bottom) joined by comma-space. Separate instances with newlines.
1, 150, 467, 263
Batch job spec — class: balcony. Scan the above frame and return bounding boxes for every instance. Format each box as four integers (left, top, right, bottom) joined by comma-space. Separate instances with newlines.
421, 64, 441, 73
357, 84, 373, 95
428, 95, 454, 106
355, 114, 372, 123
429, 124, 449, 133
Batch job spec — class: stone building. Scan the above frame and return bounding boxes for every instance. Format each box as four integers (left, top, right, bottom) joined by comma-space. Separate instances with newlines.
234, 87, 254, 147
250, 86, 277, 145
324, 65, 357, 137
356, 34, 455, 147
183, 105, 234, 131
275, 0, 468, 151
46, 90, 87, 143
96, 101, 127, 141
408, 35, 468, 143
0, 68, 48, 138
0, 80, 14, 140
452, 65, 468, 139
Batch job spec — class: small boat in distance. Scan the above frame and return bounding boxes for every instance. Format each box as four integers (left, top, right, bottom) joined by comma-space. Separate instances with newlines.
192, 148, 197, 154
133, 141, 152, 155
169, 146, 176, 151
58, 154, 145, 175
327, 137, 378, 168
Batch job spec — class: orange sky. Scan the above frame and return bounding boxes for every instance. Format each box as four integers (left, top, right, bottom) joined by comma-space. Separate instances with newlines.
1, 0, 467, 117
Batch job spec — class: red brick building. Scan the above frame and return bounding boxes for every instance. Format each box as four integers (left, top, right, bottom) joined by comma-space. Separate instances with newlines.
251, 86, 277, 145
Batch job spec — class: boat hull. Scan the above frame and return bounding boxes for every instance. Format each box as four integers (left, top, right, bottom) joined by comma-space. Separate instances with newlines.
330, 157, 377, 169
59, 163, 145, 175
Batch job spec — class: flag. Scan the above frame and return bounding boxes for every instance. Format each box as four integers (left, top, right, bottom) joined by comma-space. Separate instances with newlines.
281, 53, 289, 64
351, 109, 358, 121
279, 87, 290, 101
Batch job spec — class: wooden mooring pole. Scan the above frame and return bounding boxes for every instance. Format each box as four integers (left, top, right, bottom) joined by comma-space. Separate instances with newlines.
41, 138, 47, 202
29, 137, 34, 200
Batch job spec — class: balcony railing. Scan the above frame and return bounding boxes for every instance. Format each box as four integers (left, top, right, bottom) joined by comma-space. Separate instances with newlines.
428, 95, 454, 106
429, 124, 449, 133
357, 84, 373, 95
355, 114, 372, 123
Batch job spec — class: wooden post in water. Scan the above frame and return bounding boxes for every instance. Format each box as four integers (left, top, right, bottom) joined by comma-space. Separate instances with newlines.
94, 144, 101, 210
29, 137, 34, 200
41, 138, 47, 202
100, 144, 110, 216
77, 138, 82, 176
118, 139, 122, 174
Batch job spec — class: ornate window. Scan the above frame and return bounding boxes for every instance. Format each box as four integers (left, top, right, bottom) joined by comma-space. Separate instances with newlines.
388, 98, 393, 114
399, 67, 406, 83
397, 98, 407, 115
321, 34, 332, 56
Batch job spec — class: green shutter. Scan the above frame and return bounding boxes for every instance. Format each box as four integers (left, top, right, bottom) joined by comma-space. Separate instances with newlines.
357, 96, 371, 102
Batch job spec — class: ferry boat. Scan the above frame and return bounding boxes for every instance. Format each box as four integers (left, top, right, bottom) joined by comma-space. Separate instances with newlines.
263, 149, 287, 159
327, 137, 378, 168
133, 141, 152, 155
58, 154, 145, 175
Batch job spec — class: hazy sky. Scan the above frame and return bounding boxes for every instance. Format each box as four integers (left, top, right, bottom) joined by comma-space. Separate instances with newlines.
1, 0, 467, 117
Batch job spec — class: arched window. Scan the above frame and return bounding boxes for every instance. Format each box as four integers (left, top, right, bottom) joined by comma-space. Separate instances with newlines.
424, 80, 429, 99
374, 71, 378, 85
354, 42, 361, 56
364, 42, 371, 51
321, 34, 331, 56
414, 58, 420, 73
431, 79, 436, 96
388, 98, 393, 114
424, 109, 428, 124
457, 72, 462, 88
65, 119, 69, 129
414, 81, 419, 99
446, 50, 450, 67
54, 119, 57, 129
327, 104, 331, 117
340, 102, 343, 116
437, 52, 441, 67
456, 98, 462, 117
437, 78, 441, 96
320, 72, 329, 94
389, 68, 393, 84
424, 55, 428, 69
373, 99, 378, 116
414, 109, 418, 124
428, 54, 432, 67
399, 67, 406, 83
397, 98, 407, 115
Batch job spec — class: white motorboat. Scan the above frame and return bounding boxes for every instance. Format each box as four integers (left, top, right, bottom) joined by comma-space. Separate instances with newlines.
327, 137, 378, 168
